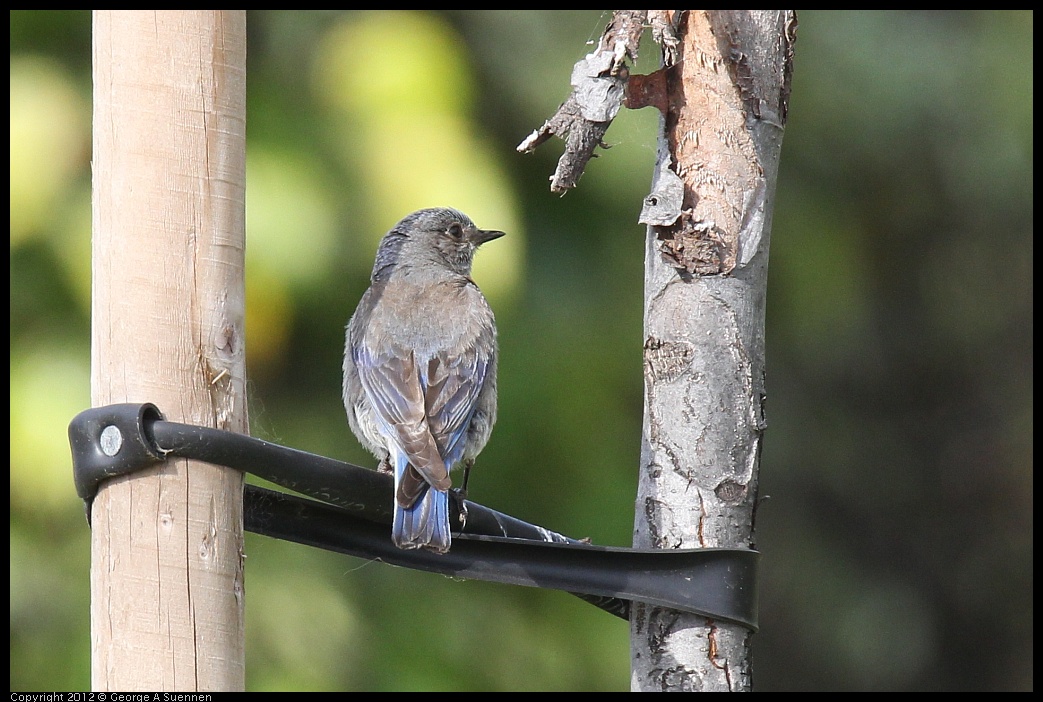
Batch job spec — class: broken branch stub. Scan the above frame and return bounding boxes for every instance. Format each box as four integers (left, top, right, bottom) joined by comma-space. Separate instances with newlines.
516, 10, 652, 194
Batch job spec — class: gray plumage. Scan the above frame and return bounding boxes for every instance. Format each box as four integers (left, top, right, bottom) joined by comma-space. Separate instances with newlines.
343, 208, 502, 553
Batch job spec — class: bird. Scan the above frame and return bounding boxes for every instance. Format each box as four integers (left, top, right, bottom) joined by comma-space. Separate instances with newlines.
343, 207, 503, 554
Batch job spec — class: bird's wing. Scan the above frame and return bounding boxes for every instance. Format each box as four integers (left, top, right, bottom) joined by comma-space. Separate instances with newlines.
419, 336, 493, 467
353, 343, 451, 498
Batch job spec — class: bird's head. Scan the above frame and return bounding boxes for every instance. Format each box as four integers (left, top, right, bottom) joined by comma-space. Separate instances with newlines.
372, 208, 505, 280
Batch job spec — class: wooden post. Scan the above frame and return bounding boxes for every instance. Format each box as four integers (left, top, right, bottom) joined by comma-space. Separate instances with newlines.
631, 10, 795, 691
90, 11, 248, 691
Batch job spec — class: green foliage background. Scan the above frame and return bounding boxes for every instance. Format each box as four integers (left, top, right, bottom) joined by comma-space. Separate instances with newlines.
10, 10, 1032, 691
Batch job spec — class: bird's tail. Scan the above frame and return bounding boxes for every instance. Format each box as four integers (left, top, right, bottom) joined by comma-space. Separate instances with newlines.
392, 456, 451, 553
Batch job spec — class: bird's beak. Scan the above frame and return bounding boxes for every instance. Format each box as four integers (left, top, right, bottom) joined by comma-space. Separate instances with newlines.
474, 228, 506, 245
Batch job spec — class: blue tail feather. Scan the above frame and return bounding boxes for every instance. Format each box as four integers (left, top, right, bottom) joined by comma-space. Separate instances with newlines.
391, 451, 451, 553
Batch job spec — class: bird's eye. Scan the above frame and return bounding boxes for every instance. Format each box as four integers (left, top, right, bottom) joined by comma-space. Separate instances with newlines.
447, 223, 464, 239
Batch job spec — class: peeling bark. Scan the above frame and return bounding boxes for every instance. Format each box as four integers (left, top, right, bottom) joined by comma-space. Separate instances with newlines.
518, 9, 795, 691
516, 10, 648, 193
631, 10, 795, 692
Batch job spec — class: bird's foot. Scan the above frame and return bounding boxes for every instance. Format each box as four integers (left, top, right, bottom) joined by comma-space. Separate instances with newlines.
449, 487, 469, 530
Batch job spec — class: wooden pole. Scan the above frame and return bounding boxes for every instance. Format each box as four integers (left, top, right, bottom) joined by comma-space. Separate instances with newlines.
90, 10, 248, 691
631, 10, 795, 691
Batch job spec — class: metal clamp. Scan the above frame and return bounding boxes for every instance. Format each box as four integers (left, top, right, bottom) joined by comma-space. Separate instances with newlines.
69, 403, 758, 629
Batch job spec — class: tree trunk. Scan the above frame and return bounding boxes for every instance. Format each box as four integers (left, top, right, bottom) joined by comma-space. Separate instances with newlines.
90, 10, 248, 691
631, 10, 795, 692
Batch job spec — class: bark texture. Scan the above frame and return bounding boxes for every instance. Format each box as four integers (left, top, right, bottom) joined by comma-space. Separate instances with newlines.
631, 10, 795, 692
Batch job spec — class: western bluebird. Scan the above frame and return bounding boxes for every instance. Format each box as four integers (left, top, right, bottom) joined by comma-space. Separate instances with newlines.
343, 208, 503, 554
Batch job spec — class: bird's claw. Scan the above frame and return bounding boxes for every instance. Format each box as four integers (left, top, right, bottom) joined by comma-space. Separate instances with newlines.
450, 487, 469, 529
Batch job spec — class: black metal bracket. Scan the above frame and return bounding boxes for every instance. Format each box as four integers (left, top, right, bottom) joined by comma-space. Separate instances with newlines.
69, 403, 759, 630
